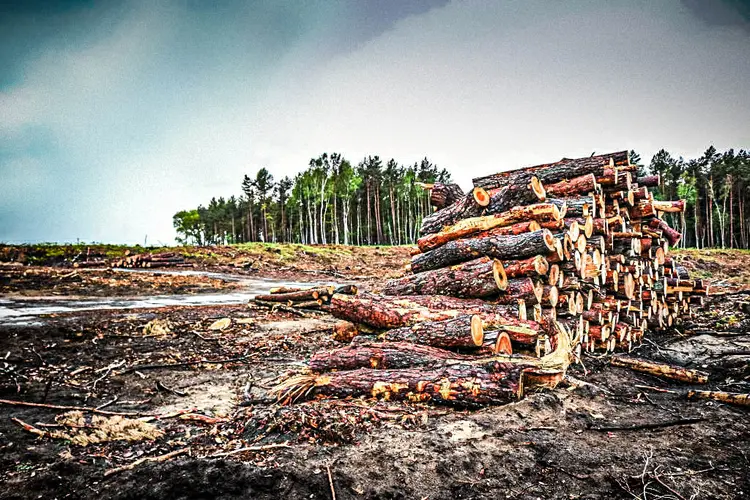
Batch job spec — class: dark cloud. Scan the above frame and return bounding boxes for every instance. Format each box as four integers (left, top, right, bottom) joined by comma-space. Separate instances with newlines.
682, 0, 750, 29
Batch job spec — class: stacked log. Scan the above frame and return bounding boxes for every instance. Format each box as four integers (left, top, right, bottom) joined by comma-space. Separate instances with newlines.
270, 150, 707, 408
253, 285, 358, 311
112, 252, 192, 269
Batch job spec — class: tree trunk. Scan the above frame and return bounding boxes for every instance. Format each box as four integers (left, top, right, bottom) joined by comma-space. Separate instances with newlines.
383, 257, 507, 298
411, 230, 556, 273
430, 183, 465, 209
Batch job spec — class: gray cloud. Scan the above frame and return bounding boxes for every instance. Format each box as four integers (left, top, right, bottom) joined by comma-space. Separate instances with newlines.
1, 0, 749, 243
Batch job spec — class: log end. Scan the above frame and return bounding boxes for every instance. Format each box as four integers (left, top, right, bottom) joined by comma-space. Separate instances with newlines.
492, 259, 509, 292
493, 331, 513, 355
542, 229, 557, 253
470, 315, 485, 346
530, 175, 546, 202
536, 255, 550, 276
473, 187, 491, 207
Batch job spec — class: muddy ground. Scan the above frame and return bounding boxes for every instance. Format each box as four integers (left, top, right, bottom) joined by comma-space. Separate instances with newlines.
0, 248, 748, 499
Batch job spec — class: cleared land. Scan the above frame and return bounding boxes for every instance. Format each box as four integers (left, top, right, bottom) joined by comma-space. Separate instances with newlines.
0, 245, 748, 499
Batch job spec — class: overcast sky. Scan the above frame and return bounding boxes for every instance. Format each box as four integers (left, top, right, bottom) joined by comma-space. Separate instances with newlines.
1, 0, 749, 244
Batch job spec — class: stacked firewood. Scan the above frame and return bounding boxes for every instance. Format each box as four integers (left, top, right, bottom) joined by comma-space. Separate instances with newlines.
271, 151, 708, 407
112, 252, 192, 269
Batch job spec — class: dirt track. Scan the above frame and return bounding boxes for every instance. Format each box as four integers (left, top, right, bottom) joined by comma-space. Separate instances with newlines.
0, 248, 748, 499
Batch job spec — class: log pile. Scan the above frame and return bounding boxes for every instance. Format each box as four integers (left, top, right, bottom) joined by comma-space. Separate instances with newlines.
112, 252, 192, 269
271, 151, 708, 408
252, 285, 358, 312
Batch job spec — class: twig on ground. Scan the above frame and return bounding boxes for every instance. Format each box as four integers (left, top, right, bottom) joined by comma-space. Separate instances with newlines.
11, 417, 49, 438
0, 398, 150, 416
327, 464, 337, 500
104, 448, 190, 477
156, 380, 187, 397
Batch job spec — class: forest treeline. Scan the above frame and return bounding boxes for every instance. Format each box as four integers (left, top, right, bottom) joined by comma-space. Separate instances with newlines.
173, 147, 750, 249
173, 155, 451, 246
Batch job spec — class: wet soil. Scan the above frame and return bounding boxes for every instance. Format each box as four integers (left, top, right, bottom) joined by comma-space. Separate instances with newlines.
0, 294, 747, 499
0, 249, 748, 499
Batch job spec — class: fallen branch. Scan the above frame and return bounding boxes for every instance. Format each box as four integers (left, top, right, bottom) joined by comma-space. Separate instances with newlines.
687, 390, 750, 407
610, 356, 709, 384
0, 398, 149, 416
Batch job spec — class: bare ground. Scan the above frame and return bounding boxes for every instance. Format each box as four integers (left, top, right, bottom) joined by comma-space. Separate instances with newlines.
0, 247, 748, 499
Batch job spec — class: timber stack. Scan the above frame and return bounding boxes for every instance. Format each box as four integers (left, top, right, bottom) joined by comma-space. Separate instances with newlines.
112, 252, 192, 269
271, 151, 707, 408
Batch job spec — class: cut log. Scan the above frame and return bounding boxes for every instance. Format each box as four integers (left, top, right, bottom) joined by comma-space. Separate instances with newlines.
269, 286, 303, 294
611, 356, 708, 384
687, 390, 750, 407
419, 187, 490, 236
273, 364, 527, 406
309, 342, 484, 372
331, 321, 360, 342
473, 220, 542, 239
545, 173, 598, 198
636, 174, 660, 188
473, 151, 629, 190
383, 257, 507, 298
479, 314, 547, 344
648, 218, 682, 246
411, 229, 556, 273
381, 314, 484, 348
495, 278, 544, 305
255, 286, 334, 303
502, 255, 549, 278
417, 203, 560, 252
548, 196, 597, 218
652, 200, 686, 213
484, 176, 546, 215
430, 183, 465, 209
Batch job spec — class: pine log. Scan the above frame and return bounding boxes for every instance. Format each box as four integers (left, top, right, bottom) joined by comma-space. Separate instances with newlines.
687, 390, 750, 407
648, 218, 682, 246
636, 174, 660, 188
430, 183, 465, 209
332, 321, 360, 342
495, 278, 543, 305
411, 229, 556, 273
419, 187, 490, 236
545, 173, 598, 198
269, 286, 304, 294
484, 176, 546, 215
326, 293, 520, 330
610, 356, 709, 384
274, 364, 528, 406
381, 314, 484, 348
502, 255, 549, 278
653, 200, 686, 213
309, 342, 485, 372
417, 203, 560, 252
255, 286, 334, 302
383, 257, 507, 298
479, 314, 547, 344
473, 220, 541, 239
548, 196, 597, 218
472, 151, 629, 190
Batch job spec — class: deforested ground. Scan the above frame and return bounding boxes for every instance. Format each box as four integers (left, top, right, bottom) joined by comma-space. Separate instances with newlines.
0, 245, 748, 499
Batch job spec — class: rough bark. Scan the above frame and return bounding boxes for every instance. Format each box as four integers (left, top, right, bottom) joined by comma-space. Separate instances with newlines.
548, 196, 597, 218
381, 314, 484, 348
430, 183, 465, 209
255, 286, 334, 303
411, 229, 556, 273
309, 342, 487, 372
473, 151, 629, 190
545, 173, 598, 198
419, 187, 490, 236
502, 255, 549, 278
495, 278, 543, 305
417, 203, 560, 252
484, 176, 546, 215
383, 257, 507, 298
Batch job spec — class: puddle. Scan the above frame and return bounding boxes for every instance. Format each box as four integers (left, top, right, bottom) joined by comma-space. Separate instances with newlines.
0, 272, 338, 325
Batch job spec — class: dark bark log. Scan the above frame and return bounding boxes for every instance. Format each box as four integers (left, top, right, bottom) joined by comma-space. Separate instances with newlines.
309, 342, 484, 372
277, 364, 527, 406
484, 176, 546, 215
473, 151, 629, 190
495, 278, 543, 305
545, 173, 598, 197
430, 183, 465, 209
502, 255, 549, 278
383, 257, 507, 298
381, 314, 484, 348
636, 174, 660, 188
419, 187, 490, 236
411, 229, 556, 273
